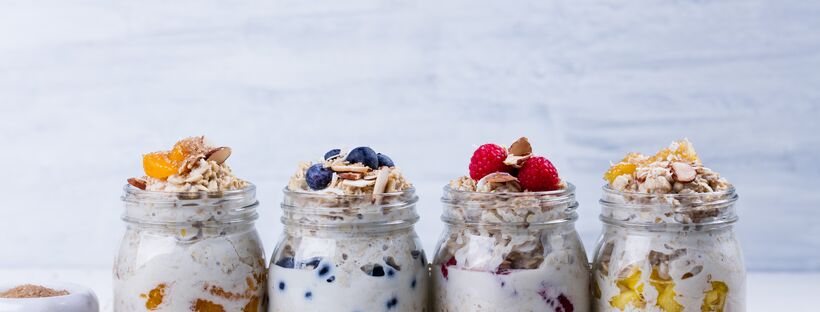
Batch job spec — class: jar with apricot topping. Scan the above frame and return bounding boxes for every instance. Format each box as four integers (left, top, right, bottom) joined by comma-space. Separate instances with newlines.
114, 137, 266, 311
114, 185, 266, 311
593, 140, 745, 312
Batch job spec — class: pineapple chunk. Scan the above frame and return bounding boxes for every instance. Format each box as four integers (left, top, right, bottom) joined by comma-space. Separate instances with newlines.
650, 266, 684, 312
610, 290, 645, 310
701, 281, 729, 312
609, 267, 646, 310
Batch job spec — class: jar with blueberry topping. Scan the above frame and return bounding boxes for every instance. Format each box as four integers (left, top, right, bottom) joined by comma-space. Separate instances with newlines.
268, 187, 429, 312
431, 183, 590, 312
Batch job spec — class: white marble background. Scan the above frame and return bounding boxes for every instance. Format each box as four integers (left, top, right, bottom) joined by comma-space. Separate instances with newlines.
1, 0, 818, 273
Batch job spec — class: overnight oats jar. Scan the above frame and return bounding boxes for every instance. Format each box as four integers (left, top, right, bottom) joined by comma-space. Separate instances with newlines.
269, 146, 428, 311
432, 137, 589, 312
592, 139, 745, 312
114, 137, 266, 311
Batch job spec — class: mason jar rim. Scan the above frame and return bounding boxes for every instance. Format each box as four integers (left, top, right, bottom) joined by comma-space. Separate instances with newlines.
598, 184, 739, 228
280, 186, 419, 230
440, 182, 579, 227
120, 183, 259, 226
442, 182, 576, 199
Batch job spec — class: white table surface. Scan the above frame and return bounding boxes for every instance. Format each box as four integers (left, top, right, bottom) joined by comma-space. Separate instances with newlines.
1, 269, 817, 311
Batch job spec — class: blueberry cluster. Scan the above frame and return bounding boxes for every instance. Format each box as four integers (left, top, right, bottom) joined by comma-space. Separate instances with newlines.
306, 146, 396, 190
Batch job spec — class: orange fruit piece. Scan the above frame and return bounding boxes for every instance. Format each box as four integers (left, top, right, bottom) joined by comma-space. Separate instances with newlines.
143, 152, 180, 179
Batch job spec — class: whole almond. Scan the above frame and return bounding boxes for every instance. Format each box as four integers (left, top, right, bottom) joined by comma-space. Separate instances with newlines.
127, 178, 147, 190
671, 162, 696, 183
205, 147, 232, 164
508, 137, 532, 156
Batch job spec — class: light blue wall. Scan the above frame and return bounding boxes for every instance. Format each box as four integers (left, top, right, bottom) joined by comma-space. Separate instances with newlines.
1, 0, 818, 271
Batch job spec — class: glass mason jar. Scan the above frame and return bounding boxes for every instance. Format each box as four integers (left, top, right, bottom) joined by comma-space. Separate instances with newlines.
432, 183, 590, 312
114, 184, 266, 312
592, 186, 745, 312
268, 188, 429, 312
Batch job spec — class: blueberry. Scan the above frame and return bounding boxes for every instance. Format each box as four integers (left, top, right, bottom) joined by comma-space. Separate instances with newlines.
387, 268, 395, 277
317, 264, 331, 277
275, 257, 294, 269
324, 149, 341, 160
361, 263, 385, 277
346, 146, 378, 169
326, 276, 335, 283
306, 164, 333, 190
278, 281, 286, 290
377, 153, 395, 167
411, 278, 416, 288
304, 291, 312, 299
386, 297, 398, 309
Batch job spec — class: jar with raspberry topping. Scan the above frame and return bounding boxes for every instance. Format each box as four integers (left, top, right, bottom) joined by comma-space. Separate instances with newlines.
432, 183, 589, 311
591, 186, 745, 312
268, 188, 429, 311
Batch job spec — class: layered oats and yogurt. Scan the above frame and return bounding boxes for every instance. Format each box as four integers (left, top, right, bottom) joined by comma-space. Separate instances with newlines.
432, 137, 589, 312
115, 137, 266, 312
269, 147, 428, 312
592, 139, 744, 312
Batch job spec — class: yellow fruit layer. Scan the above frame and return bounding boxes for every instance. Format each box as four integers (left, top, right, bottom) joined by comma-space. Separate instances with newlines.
610, 267, 646, 310
650, 267, 684, 312
701, 281, 729, 312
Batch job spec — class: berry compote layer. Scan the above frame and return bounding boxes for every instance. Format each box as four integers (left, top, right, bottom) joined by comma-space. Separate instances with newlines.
269, 147, 427, 312
433, 137, 589, 312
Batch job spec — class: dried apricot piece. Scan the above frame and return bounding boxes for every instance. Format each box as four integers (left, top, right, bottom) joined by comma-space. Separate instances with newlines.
604, 152, 643, 184
143, 152, 179, 179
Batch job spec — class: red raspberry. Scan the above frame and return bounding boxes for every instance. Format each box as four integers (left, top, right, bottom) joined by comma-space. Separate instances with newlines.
469, 144, 511, 180
518, 156, 561, 191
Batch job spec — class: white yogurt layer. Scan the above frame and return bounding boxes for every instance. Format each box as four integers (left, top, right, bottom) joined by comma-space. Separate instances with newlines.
433, 262, 588, 312
268, 229, 429, 312
114, 224, 266, 311
593, 227, 745, 312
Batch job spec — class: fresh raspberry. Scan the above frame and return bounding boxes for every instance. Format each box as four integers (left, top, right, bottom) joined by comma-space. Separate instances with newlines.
469, 144, 511, 180
517, 156, 561, 191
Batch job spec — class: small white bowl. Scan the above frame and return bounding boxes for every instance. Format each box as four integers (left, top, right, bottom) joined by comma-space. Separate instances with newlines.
0, 282, 98, 312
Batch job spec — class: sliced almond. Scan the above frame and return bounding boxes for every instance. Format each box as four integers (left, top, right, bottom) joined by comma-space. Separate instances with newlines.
476, 172, 518, 189
339, 172, 363, 180
508, 137, 532, 156
503, 153, 531, 168
341, 179, 376, 188
331, 164, 370, 173
373, 168, 391, 195
127, 178, 147, 190
205, 147, 232, 164
363, 172, 378, 180
671, 162, 696, 183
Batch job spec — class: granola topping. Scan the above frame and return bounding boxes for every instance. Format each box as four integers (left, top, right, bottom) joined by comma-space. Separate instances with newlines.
287, 147, 411, 196
604, 139, 731, 194
128, 136, 247, 192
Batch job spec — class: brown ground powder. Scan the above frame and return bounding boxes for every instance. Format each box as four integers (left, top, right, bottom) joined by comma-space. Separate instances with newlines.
0, 284, 69, 298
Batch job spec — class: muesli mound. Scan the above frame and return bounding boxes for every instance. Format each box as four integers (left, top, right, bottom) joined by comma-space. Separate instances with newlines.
127, 136, 247, 192
287, 146, 411, 196
604, 139, 730, 194
0, 284, 68, 298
